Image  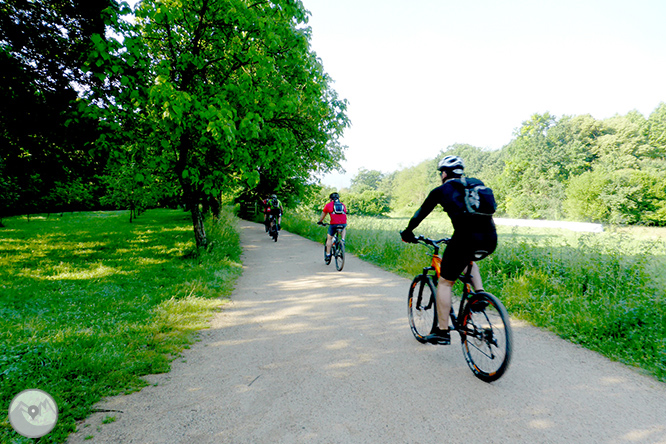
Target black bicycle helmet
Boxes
[329,192,340,201]
[437,155,464,176]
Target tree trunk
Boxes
[176,128,208,248]
[190,203,207,248]
[209,194,222,220]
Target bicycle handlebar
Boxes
[414,235,450,247]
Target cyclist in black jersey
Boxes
[401,155,497,345]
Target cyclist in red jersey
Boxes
[261,195,271,231]
[317,192,347,261]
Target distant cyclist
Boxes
[400,155,497,345]
[262,195,272,232]
[318,192,347,262]
[265,194,283,231]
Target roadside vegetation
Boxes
[3,0,666,440]
[284,211,666,382]
[0,208,242,443]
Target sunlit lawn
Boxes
[0,209,242,443]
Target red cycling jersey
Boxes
[323,201,347,225]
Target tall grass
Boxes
[1,209,242,443]
[284,212,666,381]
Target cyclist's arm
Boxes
[405,188,440,232]
[317,210,328,224]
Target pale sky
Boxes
[303,0,666,188]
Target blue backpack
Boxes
[333,200,345,214]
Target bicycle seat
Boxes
[473,250,490,260]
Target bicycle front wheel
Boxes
[408,275,437,343]
[459,292,512,382]
[334,241,345,271]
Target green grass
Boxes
[284,211,666,381]
[1,208,242,443]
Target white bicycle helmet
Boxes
[437,155,464,176]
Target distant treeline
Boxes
[331,107,666,226]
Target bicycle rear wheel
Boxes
[459,292,512,382]
[408,275,437,343]
[334,240,345,271]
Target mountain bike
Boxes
[267,214,278,242]
[318,222,345,271]
[407,235,512,382]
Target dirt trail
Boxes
[68,221,666,444]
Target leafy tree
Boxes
[0,158,19,226]
[345,190,391,217]
[86,0,349,247]
[0,0,119,215]
[100,159,170,222]
[563,169,611,222]
[389,159,439,213]
[350,168,385,193]
[545,114,602,178]
[495,113,566,219]
[645,102,666,159]
[593,112,647,169]
[48,178,97,213]
[346,168,391,216]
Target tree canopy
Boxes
[0,0,118,218]
[1,0,350,241]
[86,0,350,246]
[377,107,666,226]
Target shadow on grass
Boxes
[0,209,242,443]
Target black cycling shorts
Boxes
[440,231,497,282]
[328,224,346,236]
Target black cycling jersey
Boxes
[406,178,495,235]
[406,177,497,281]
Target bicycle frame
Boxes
[332,227,344,246]
[415,237,476,332]
[267,214,278,241]
[319,222,346,271]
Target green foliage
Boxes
[384,105,666,227]
[0,208,242,443]
[344,169,392,216]
[48,179,98,213]
[346,190,391,217]
[0,158,19,225]
[80,0,349,247]
[99,158,173,222]
[0,0,117,216]
[350,168,385,193]
[388,160,440,213]
[484,231,665,381]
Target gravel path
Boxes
[67,221,666,444]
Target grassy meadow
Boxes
[2,206,665,442]
[1,209,242,443]
[284,210,666,382]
